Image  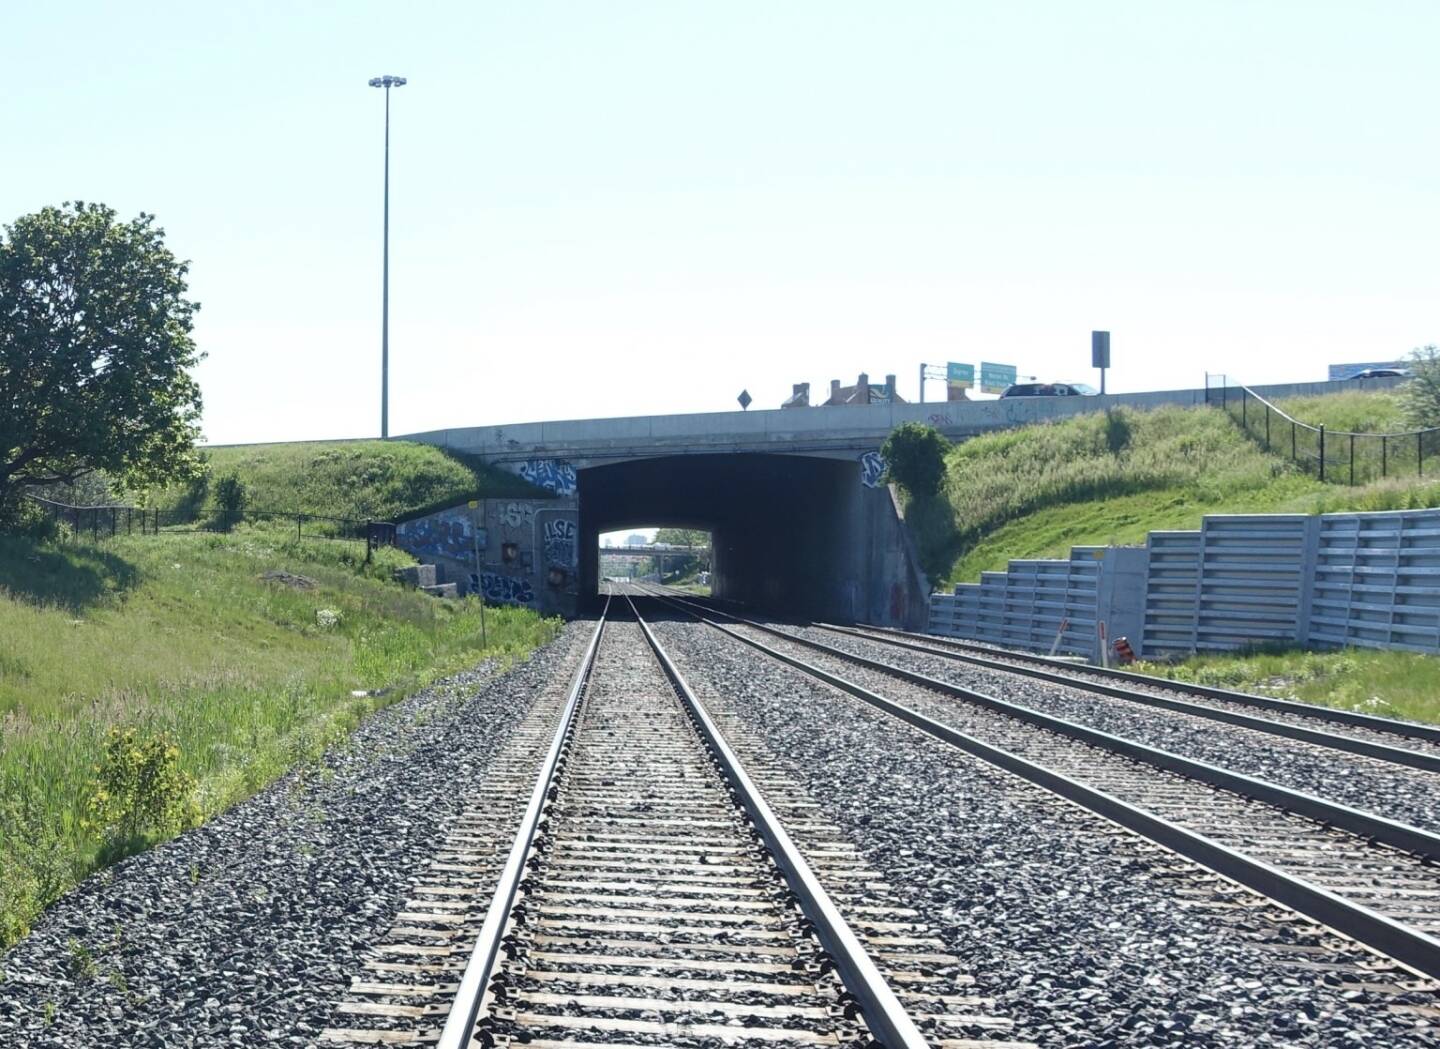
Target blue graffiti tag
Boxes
[859,451,887,488]
[517,459,577,496]
[473,572,535,607]
[543,518,578,568]
[397,509,473,560]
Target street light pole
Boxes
[369,74,407,438]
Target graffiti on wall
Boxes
[397,508,473,561]
[471,572,536,606]
[859,451,887,488]
[517,459,577,496]
[543,518,578,568]
[498,502,534,528]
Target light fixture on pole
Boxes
[368,74,407,438]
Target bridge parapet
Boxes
[399,376,1396,468]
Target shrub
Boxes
[1104,408,1132,455]
[213,474,247,532]
[85,728,197,843]
[882,423,949,497]
[0,799,71,944]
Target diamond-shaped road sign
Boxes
[737,389,752,410]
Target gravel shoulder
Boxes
[0,624,590,1049]
[651,613,1440,1048]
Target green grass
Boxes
[1130,647,1440,726]
[1271,389,1409,433]
[0,522,557,948]
[142,440,544,523]
[924,394,1440,586]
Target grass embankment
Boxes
[0,524,556,948]
[922,394,1440,587]
[146,440,543,522]
[1264,389,1409,433]
[1131,648,1440,727]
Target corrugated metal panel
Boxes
[1307,510,1440,652]
[927,553,1099,656]
[1194,515,1309,651]
[930,508,1440,658]
[1141,531,1202,657]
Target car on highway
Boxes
[1347,367,1410,379]
[999,381,1098,398]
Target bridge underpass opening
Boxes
[578,453,884,619]
[598,527,712,589]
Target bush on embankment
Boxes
[0,522,557,948]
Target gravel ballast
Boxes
[0,624,590,1049]
[651,613,1439,1048]
[778,622,1440,834]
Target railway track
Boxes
[830,622,1440,765]
[632,585,1440,985]
[323,595,1025,1048]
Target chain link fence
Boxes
[1205,379,1440,485]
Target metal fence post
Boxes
[1241,388,1247,431]
[1349,433,1355,486]
[1264,406,1270,451]
[1319,425,1326,482]
[1292,421,1297,464]
[1422,432,1426,478]
[297,514,303,539]
[1383,435,1388,478]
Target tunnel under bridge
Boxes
[576,452,922,620]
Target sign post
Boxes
[1092,331,1110,394]
[918,363,950,403]
[470,499,487,648]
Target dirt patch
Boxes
[261,570,317,590]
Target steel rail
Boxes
[436,600,609,1049]
[636,593,1440,981]
[804,623,1440,773]
[623,593,930,1049]
[853,622,1440,746]
[648,591,1440,864]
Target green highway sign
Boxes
[946,362,974,387]
[980,361,1017,394]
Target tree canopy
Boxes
[0,202,203,510]
[881,422,950,497]
[654,527,709,547]
[1401,345,1440,429]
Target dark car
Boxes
[1000,381,1098,398]
[1348,368,1409,380]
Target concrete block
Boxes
[393,564,437,588]
[421,583,459,599]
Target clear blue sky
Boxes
[5,2,1437,443]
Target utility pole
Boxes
[369,74,407,438]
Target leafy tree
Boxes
[1400,345,1440,428]
[0,203,203,515]
[654,527,709,547]
[881,422,950,497]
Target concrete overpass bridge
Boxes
[396,376,1386,625]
